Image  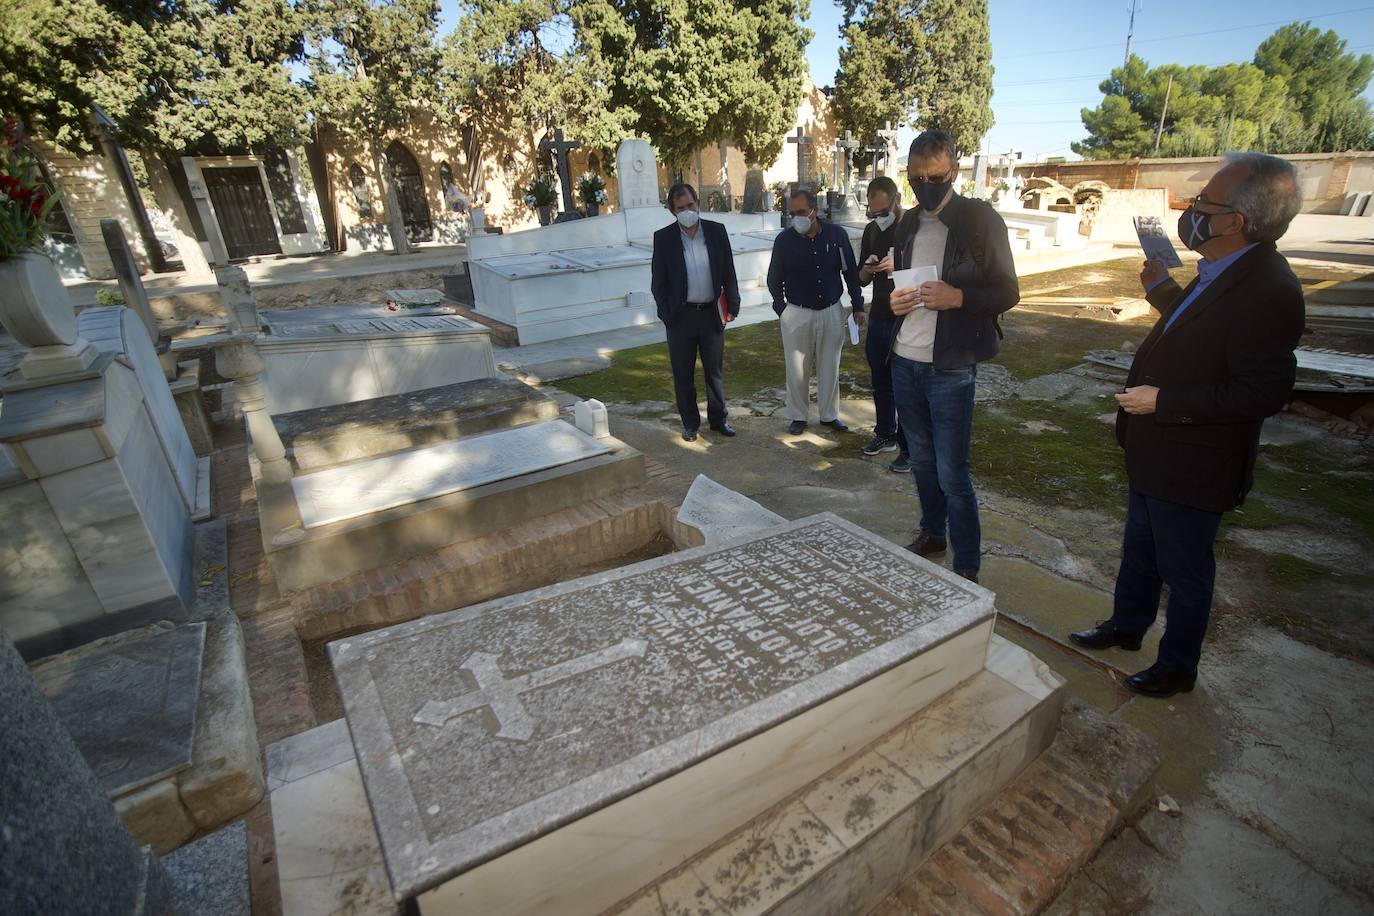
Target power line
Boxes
[997,6,1372,61]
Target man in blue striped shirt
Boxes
[766,188,865,436]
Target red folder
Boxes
[718,289,733,324]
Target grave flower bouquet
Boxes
[577,173,608,206]
[523,174,557,209]
[0,120,60,260]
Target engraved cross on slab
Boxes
[414,639,649,740]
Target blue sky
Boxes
[433,1,1374,162]
[804,0,1374,161]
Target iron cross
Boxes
[413,638,649,741]
[539,127,582,213]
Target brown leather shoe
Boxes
[905,532,947,557]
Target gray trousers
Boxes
[780,301,845,422]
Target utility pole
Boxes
[1124,0,1141,68]
[1154,73,1173,153]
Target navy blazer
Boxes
[1117,241,1304,513]
[650,218,741,330]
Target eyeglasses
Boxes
[787,208,812,218]
[1192,194,1239,214]
[909,170,954,184]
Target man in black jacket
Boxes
[1070,152,1305,698]
[650,183,742,441]
[857,176,910,473]
[887,131,1020,583]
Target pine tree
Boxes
[916,0,993,151]
[0,0,309,155]
[832,0,923,163]
[833,0,993,156]
[306,0,447,254]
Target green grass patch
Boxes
[971,399,1128,513]
[1260,552,1344,587]
[991,309,1150,381]
[1223,498,1302,531]
[558,321,875,404]
[1249,445,1374,543]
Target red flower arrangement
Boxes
[2,119,61,260]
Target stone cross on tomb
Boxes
[787,127,813,185]
[863,136,887,180]
[875,121,900,176]
[832,131,860,193]
[413,638,649,740]
[539,127,582,213]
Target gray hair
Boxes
[1222,152,1301,243]
[789,187,818,210]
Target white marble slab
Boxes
[676,474,786,546]
[257,310,496,415]
[559,247,652,269]
[291,419,613,528]
[269,725,399,916]
[332,514,995,905]
[79,307,199,513]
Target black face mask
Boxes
[913,176,953,211]
[1177,206,1222,251]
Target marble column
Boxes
[209,334,291,485]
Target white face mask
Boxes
[873,212,896,231]
[791,214,813,235]
[676,208,699,229]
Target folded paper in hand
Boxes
[890,266,939,307]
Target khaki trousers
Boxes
[780,301,845,423]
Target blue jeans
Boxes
[1110,488,1223,673]
[864,316,906,451]
[892,356,980,571]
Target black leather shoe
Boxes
[682,428,698,442]
[1068,620,1144,652]
[821,418,849,432]
[905,532,947,557]
[788,420,807,435]
[1124,663,1197,698]
[709,422,737,437]
[956,568,979,584]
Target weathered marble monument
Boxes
[266,496,1065,915]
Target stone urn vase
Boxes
[0,251,98,380]
[470,208,486,233]
[586,202,600,218]
[538,206,554,227]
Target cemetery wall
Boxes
[28,134,151,281]
[318,111,544,245]
[1019,150,1374,214]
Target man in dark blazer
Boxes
[650,183,742,441]
[1070,152,1305,698]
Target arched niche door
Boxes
[385,141,433,243]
